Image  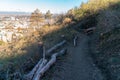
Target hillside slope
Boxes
[74,0,120,80]
[0,0,120,79]
[66,0,120,80]
[42,33,105,80]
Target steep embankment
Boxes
[71,0,120,80]
[89,2,120,80]
[90,27,120,80]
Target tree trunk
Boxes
[24,59,47,80]
[33,49,67,80]
[46,40,66,56]
[24,40,67,80]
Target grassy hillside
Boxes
[0,0,120,79]
[64,0,120,80]
[0,24,78,79]
[72,0,120,80]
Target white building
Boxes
[10,17,15,21]
[13,21,29,29]
[0,23,5,29]
[0,30,13,42]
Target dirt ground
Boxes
[42,34,105,80]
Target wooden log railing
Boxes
[46,40,66,56]
[33,49,66,80]
[24,40,67,80]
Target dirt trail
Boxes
[43,34,105,80]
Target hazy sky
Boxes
[0,0,88,13]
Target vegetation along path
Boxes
[43,33,105,80]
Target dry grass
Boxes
[86,0,120,79]
[1,0,120,79]
[0,23,78,79]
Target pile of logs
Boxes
[24,40,67,80]
[24,36,78,80]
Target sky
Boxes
[0,0,88,13]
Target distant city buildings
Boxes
[0,15,55,43]
[0,16,29,42]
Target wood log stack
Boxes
[24,40,67,80]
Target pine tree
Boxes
[45,10,52,19]
[30,9,44,31]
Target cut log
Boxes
[84,27,96,34]
[24,40,67,80]
[33,59,47,80]
[24,59,47,80]
[33,49,67,80]
[46,40,66,56]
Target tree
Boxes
[45,10,52,19]
[56,14,65,24]
[30,9,44,31]
[66,8,75,19]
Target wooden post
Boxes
[73,36,78,47]
[43,46,46,62]
[38,42,43,58]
